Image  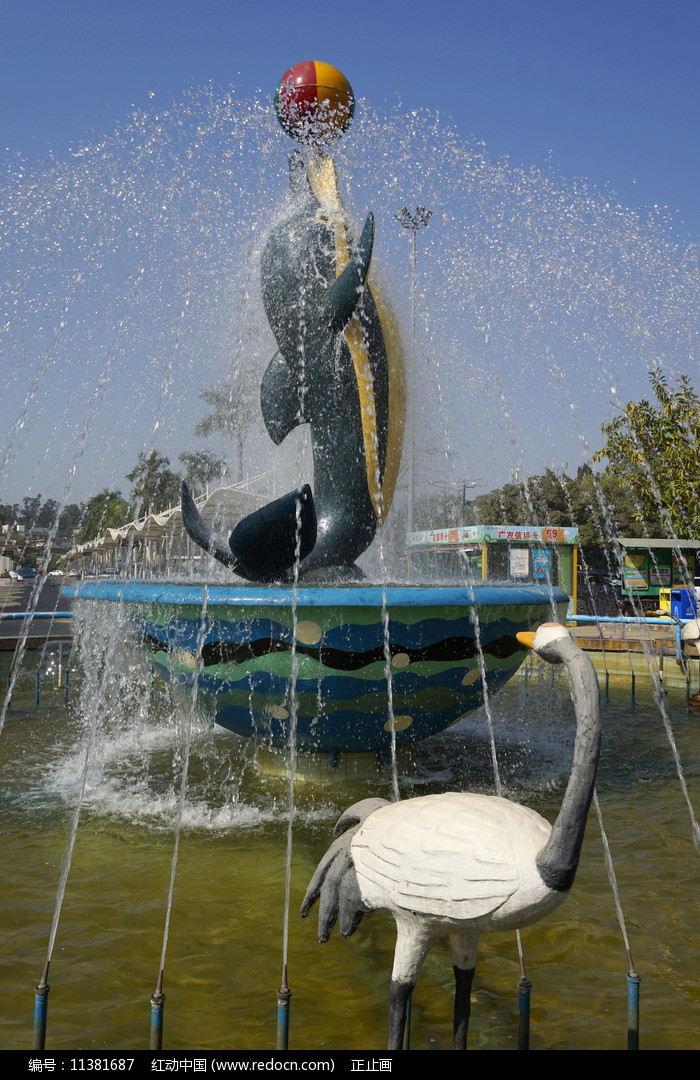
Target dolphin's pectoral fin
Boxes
[323,212,375,335]
[229,484,317,582]
[261,351,305,446]
[181,481,240,571]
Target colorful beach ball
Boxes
[274,61,355,144]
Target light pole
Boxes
[394,206,432,536]
[461,480,478,526]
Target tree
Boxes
[593,372,700,537]
[57,503,83,538]
[39,499,61,528]
[19,495,43,526]
[460,472,572,529]
[126,451,181,517]
[178,449,228,495]
[560,465,644,565]
[454,465,643,568]
[195,377,257,483]
[75,490,131,544]
[0,496,64,531]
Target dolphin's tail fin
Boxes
[229,483,317,581]
[181,481,317,582]
[181,481,240,570]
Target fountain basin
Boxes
[63,581,567,754]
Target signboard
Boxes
[487,526,579,544]
[532,548,552,580]
[491,527,543,542]
[406,525,579,547]
[509,548,530,577]
[623,552,648,590]
[672,550,696,584]
[650,565,671,586]
[406,527,483,546]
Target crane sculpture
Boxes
[301,622,602,1049]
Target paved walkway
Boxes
[571,620,679,650]
[0,578,73,650]
[570,620,699,693]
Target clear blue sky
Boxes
[2,0,699,508]
[4,0,699,232]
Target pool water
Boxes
[1,645,698,1052]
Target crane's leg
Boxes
[450,933,478,1050]
[388,980,413,1051]
[388,919,432,1051]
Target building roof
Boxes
[617,537,700,550]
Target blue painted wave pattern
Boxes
[137,604,543,753]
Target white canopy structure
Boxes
[67,477,269,578]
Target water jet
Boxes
[61,62,565,763]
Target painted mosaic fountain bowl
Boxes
[64,581,568,754]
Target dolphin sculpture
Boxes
[182,151,404,582]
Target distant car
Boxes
[48,569,64,577]
[8,569,22,580]
[18,567,35,579]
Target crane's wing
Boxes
[352,792,551,920]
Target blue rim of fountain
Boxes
[63,581,568,607]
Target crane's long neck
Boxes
[536,639,602,893]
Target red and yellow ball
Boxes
[274,61,354,144]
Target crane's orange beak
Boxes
[516,631,535,649]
